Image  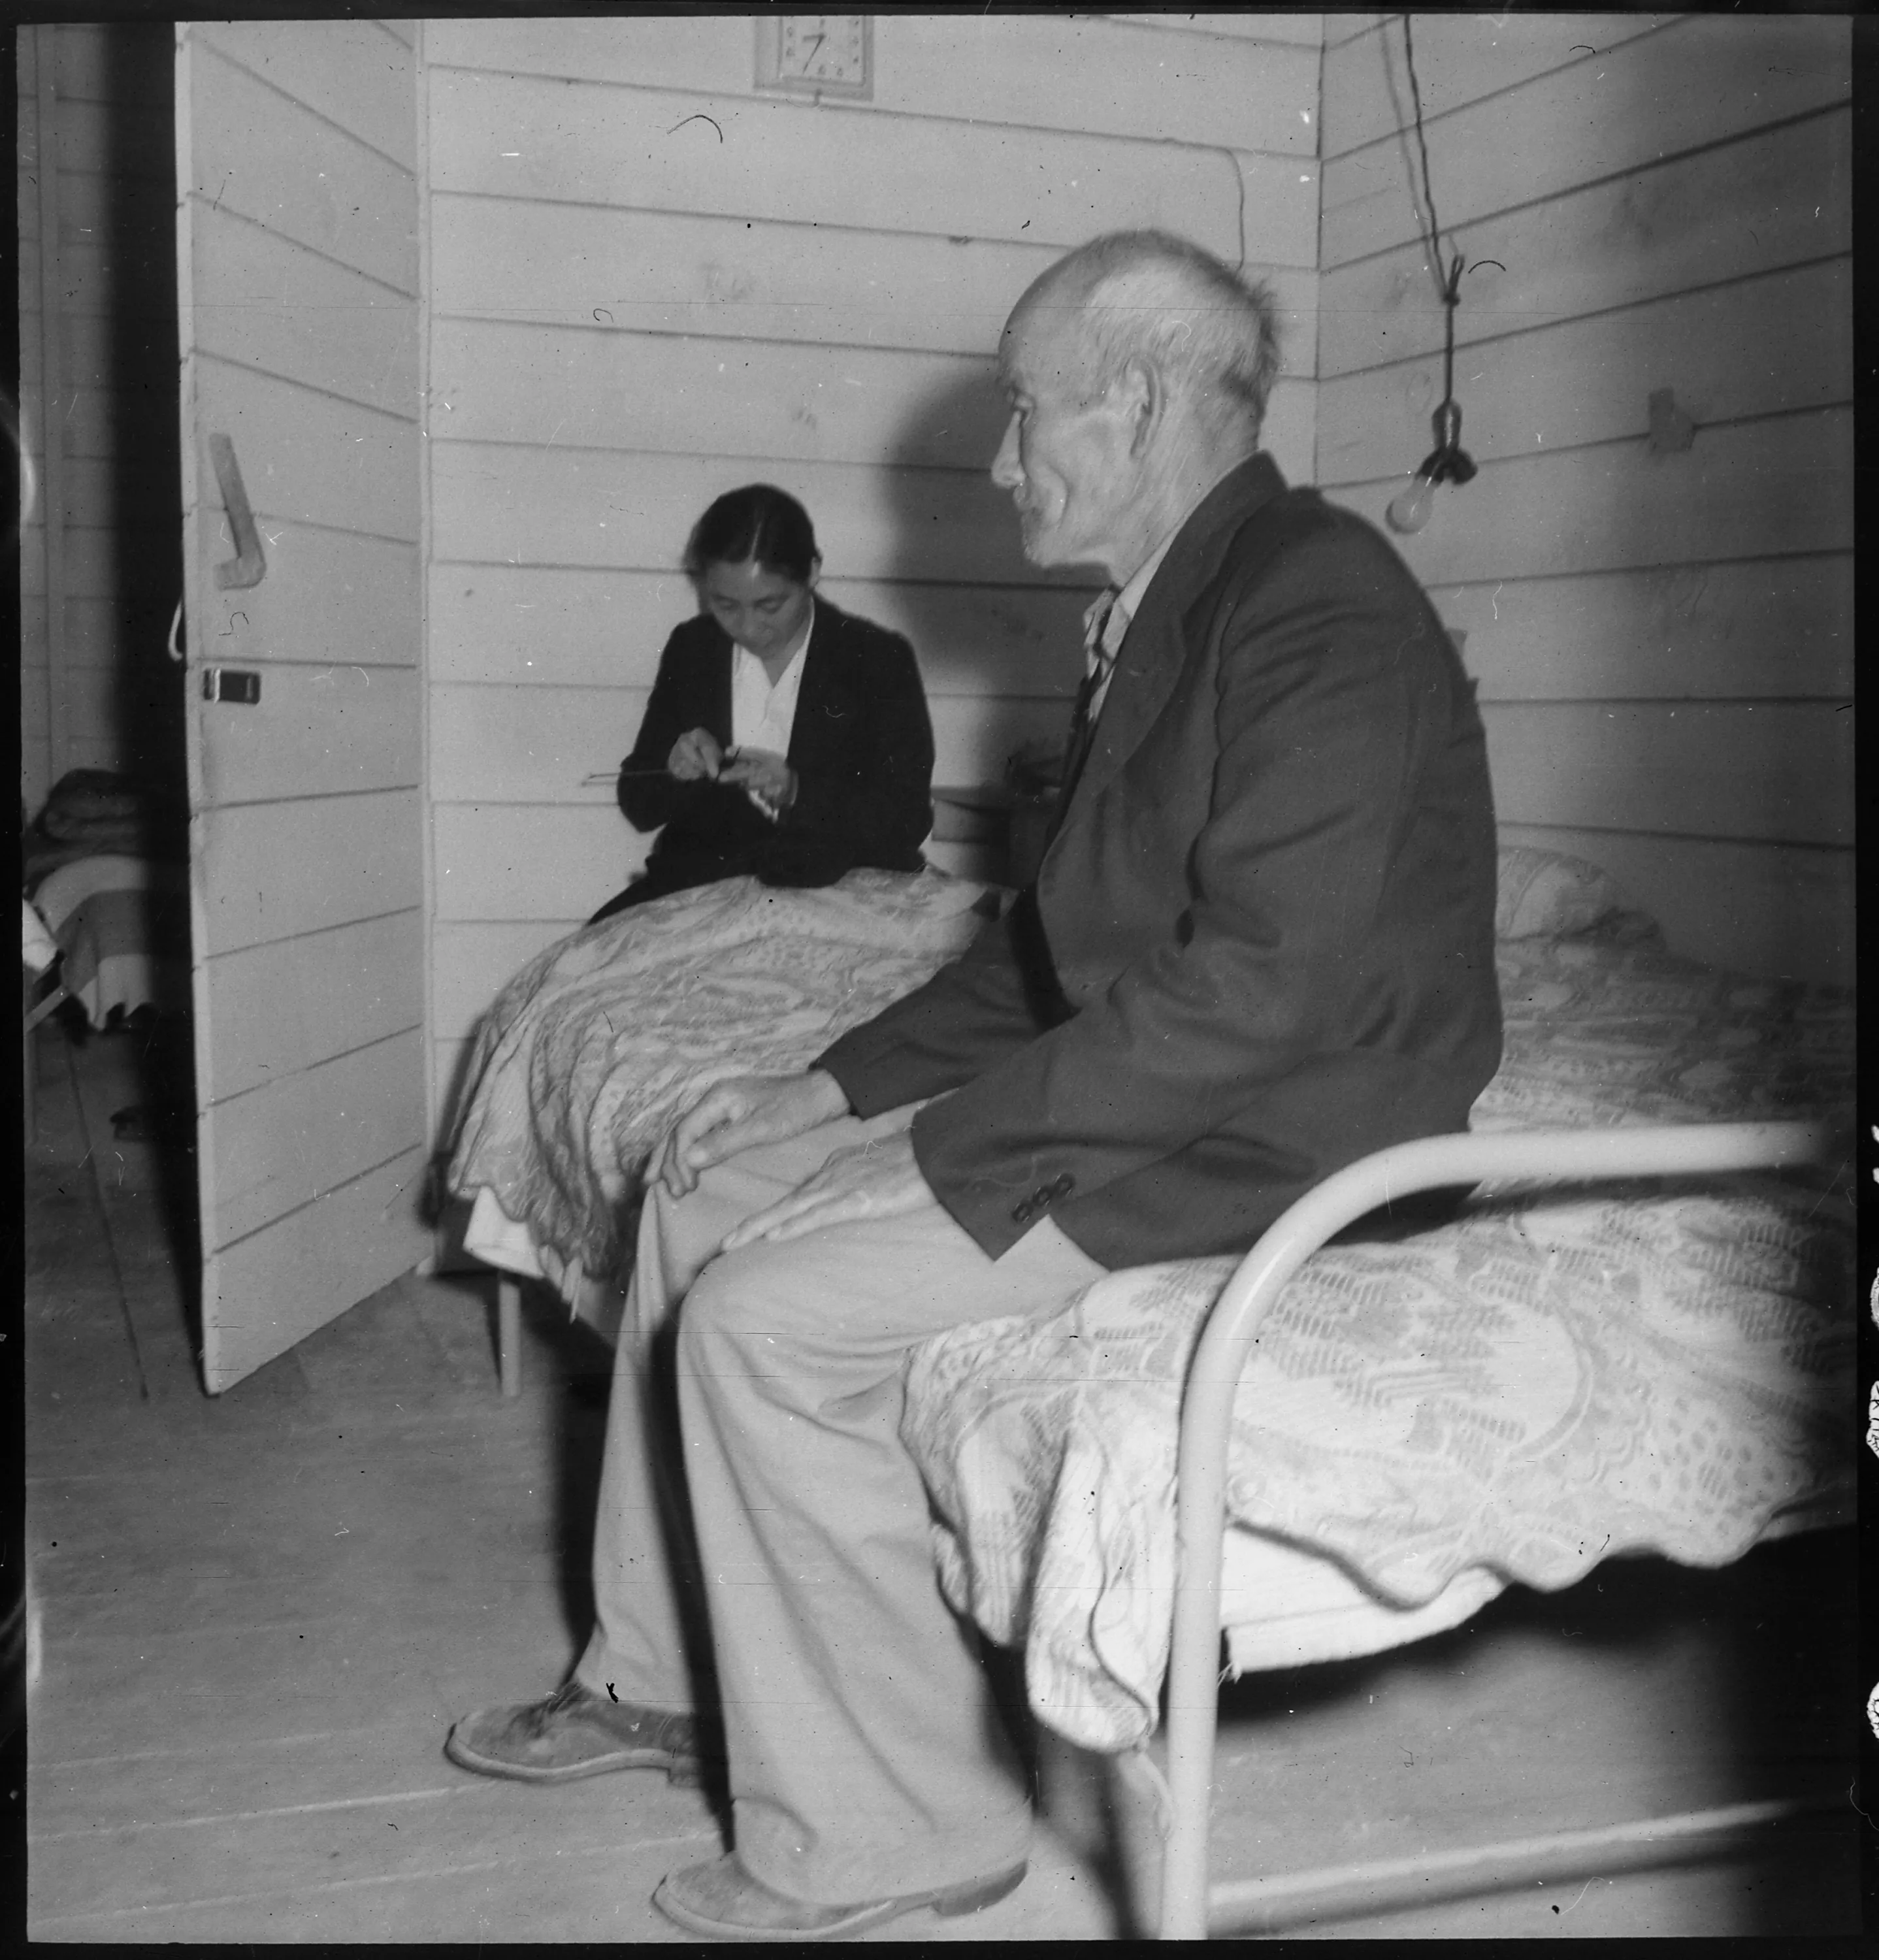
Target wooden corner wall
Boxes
[1316,13,1853,986]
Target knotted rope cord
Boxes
[1400,14,1467,422]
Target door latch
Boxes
[203,667,261,704]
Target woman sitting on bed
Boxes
[589,484,936,923]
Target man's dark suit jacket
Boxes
[817,455,1503,1269]
[598,598,935,915]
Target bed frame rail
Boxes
[1158,1118,1837,1939]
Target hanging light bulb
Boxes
[1386,473,1435,535]
[1386,20,1480,541]
[1386,399,1477,536]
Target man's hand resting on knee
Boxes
[719,1128,932,1249]
[654,1069,852,1199]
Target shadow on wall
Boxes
[878,358,1090,770]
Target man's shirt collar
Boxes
[1112,524,1181,634]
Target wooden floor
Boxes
[24,1022,1861,1942]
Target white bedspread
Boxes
[446,869,995,1301]
[900,928,1855,1750]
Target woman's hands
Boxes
[719,747,796,821]
[667,727,725,781]
[665,730,796,821]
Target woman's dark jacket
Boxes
[593,598,935,918]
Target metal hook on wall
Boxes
[208,432,267,589]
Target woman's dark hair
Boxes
[683,483,820,585]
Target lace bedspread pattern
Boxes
[900,929,1855,1751]
[444,870,994,1294]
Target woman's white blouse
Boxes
[729,600,814,755]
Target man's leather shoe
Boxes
[652,1851,1026,1941]
[445,1679,708,1786]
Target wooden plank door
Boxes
[175,20,429,1392]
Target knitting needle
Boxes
[583,748,745,786]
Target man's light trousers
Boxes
[572,1106,1105,1905]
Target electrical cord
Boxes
[1399,12,1467,418]
[1384,14,1477,526]
[1400,14,1456,308]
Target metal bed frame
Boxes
[1153,1117,1839,1939]
[480,1119,1842,1934]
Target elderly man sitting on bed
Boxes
[448,229,1503,1940]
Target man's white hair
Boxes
[1015,230,1283,438]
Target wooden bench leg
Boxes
[497,1275,522,1399]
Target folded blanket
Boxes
[25,772,187,886]
[41,768,149,828]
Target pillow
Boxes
[1494,845,1637,941]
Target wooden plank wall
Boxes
[1316,13,1854,986]
[422,12,1325,1129]
[17,22,183,813]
